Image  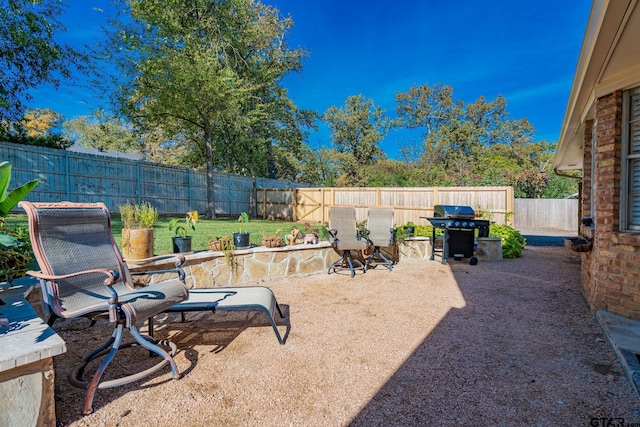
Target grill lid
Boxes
[433,205,475,219]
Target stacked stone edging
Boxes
[136,238,433,289]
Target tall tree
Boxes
[395,83,547,188]
[101,0,310,217]
[395,83,454,138]
[63,110,141,151]
[323,94,390,184]
[0,0,85,122]
[22,108,63,137]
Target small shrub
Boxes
[119,202,158,229]
[489,224,525,258]
[0,226,37,283]
[414,224,434,237]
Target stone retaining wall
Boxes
[137,238,434,289]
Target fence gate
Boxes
[295,188,325,223]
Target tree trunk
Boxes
[204,128,216,219]
[266,139,277,179]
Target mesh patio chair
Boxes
[19,201,189,415]
[366,207,396,271]
[327,206,369,277]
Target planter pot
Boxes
[262,236,282,248]
[172,236,192,253]
[403,225,415,238]
[209,237,232,251]
[233,232,250,249]
[564,236,593,252]
[122,228,154,260]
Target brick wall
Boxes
[581,119,596,307]
[583,90,640,319]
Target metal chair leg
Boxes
[69,322,181,415]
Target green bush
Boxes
[0,225,37,283]
[414,224,435,237]
[489,224,525,258]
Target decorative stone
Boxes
[244,257,269,281]
[129,239,432,289]
[475,237,503,261]
[298,256,325,274]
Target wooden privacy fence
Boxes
[2,141,304,215]
[255,186,515,226]
[513,198,578,231]
[5,142,575,230]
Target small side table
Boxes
[0,279,66,427]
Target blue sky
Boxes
[29,0,593,159]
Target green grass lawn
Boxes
[4,214,319,255]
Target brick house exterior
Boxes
[554,1,640,319]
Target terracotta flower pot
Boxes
[209,237,232,251]
[262,237,282,248]
[122,228,154,259]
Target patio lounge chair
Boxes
[327,206,369,277]
[20,201,288,414]
[19,201,189,415]
[151,287,286,345]
[366,207,396,271]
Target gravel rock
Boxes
[53,246,639,426]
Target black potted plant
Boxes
[233,212,250,249]
[403,221,416,238]
[168,211,198,253]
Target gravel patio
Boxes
[53,245,639,426]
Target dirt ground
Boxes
[53,246,639,426]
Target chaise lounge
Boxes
[19,201,286,415]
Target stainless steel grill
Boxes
[425,205,490,265]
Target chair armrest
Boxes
[123,254,185,267]
[126,254,186,285]
[26,268,120,286]
[27,269,121,321]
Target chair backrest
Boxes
[328,206,367,250]
[367,207,395,248]
[19,201,133,319]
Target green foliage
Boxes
[414,224,434,237]
[237,212,249,233]
[394,223,434,241]
[63,110,142,154]
[393,225,407,242]
[513,170,551,198]
[0,161,39,218]
[324,94,391,165]
[118,202,159,229]
[100,0,311,217]
[356,219,368,239]
[0,161,39,282]
[0,1,87,121]
[0,225,36,283]
[168,211,199,238]
[542,173,580,198]
[489,224,525,258]
[1,119,73,149]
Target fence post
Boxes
[252,176,257,218]
[136,162,141,205]
[64,151,70,201]
[188,169,192,209]
[506,186,514,226]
